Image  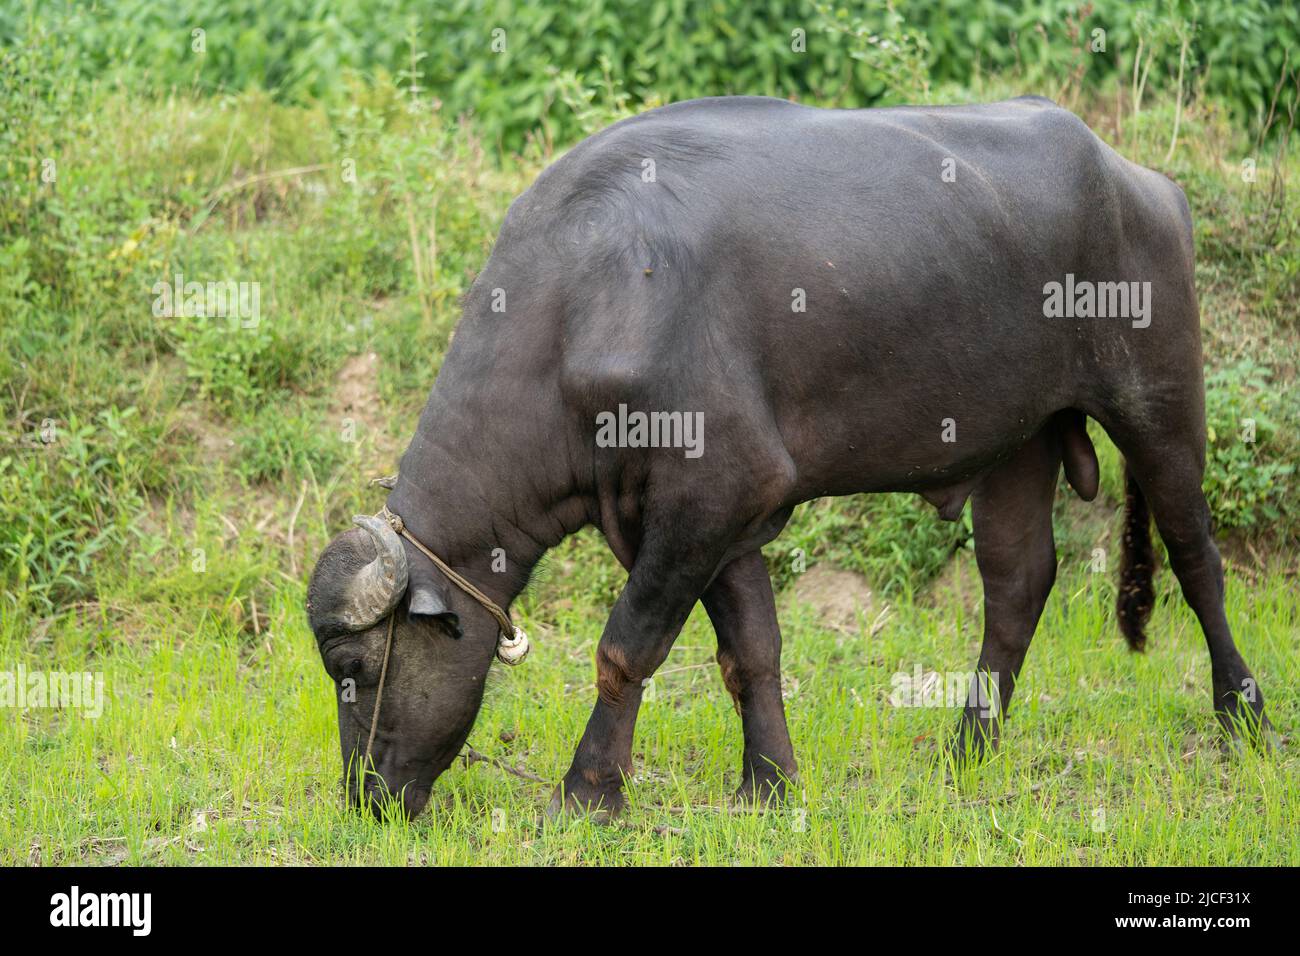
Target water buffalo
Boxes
[307,95,1272,820]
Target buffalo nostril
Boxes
[362,780,407,820]
[354,780,428,821]
[403,788,432,819]
[366,795,391,821]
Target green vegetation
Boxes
[1,1,1296,864]
[4,0,1295,148]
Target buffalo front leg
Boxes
[547,532,730,821]
[702,551,797,803]
[951,426,1061,765]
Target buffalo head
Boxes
[306,515,498,819]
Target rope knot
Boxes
[379,506,526,665]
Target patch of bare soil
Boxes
[172,402,237,470]
[138,400,233,542]
[331,350,399,464]
[1217,530,1300,583]
[196,421,237,466]
[784,564,877,632]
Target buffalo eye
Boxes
[325,647,366,682]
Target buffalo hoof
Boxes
[545,779,624,824]
[946,726,999,771]
[1217,703,1279,757]
[731,770,792,807]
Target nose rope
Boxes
[363,612,397,767]
[379,505,520,643]
[361,506,530,776]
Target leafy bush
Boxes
[773,494,972,596]
[1203,359,1300,532]
[0,409,168,611]
[234,397,356,485]
[4,1,1296,150]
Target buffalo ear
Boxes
[408,578,462,639]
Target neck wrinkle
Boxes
[386,427,586,612]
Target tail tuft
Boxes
[1117,465,1156,651]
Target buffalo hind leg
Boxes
[1121,446,1273,749]
[702,551,797,803]
[951,427,1060,765]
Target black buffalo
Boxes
[307,95,1272,820]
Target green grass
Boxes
[3,10,1299,865]
[4,534,1297,865]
